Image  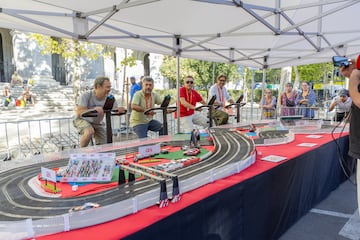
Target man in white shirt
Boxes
[328,89,352,122]
[208,74,234,125]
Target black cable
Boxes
[330,111,356,185]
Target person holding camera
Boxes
[328,89,352,122]
[339,56,360,215]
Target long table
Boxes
[39,133,354,240]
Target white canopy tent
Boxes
[0,0,360,69]
[1,0,359,128]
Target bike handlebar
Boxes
[144,106,177,115]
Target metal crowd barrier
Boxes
[0,114,130,162]
[276,106,334,120]
[0,105,333,163]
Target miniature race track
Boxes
[0,127,255,221]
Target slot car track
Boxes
[0,128,255,221]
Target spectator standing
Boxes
[129,76,141,107]
[73,76,125,147]
[280,82,298,116]
[208,74,234,125]
[176,75,208,133]
[295,82,316,118]
[328,89,352,122]
[11,71,23,88]
[260,88,277,119]
[130,76,164,138]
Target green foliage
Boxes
[120,56,137,67]
[242,62,333,89]
[29,33,111,60]
[292,62,333,83]
[250,68,281,83]
[159,56,241,88]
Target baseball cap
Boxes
[339,89,349,97]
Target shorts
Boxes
[73,118,106,145]
[211,109,229,125]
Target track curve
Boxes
[0,128,255,221]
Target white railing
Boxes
[0,105,334,162]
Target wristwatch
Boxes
[358,83,360,93]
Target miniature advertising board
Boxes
[60,152,116,183]
[41,167,56,182]
[138,144,160,156]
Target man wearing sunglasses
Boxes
[176,75,208,133]
[208,74,234,125]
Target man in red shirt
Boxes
[176,76,208,133]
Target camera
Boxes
[332,56,350,67]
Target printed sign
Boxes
[138,144,160,157]
[41,167,56,182]
[60,153,116,183]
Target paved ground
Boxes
[280,174,360,240]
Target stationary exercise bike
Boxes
[225,94,246,123]
[195,95,217,128]
[144,95,177,135]
[81,95,127,144]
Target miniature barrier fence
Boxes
[0,150,256,240]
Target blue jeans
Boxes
[133,120,164,138]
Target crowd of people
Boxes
[72,73,353,147]
[3,70,351,138]
[1,71,36,108]
[260,82,351,121]
[75,74,241,147]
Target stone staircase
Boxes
[0,80,76,121]
[0,78,77,161]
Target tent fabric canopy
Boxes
[1,0,360,68]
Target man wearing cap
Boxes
[328,89,352,122]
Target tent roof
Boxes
[1,0,359,68]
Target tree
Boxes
[29,33,113,104]
[159,56,189,88]
[159,56,241,88]
[292,62,333,84]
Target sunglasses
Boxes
[218,79,226,82]
[186,81,194,84]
